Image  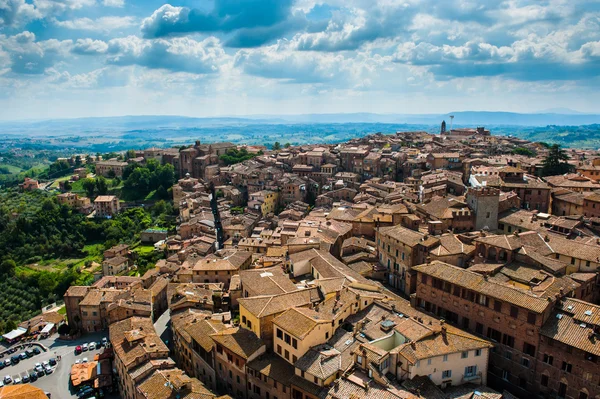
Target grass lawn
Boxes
[0,164,22,174]
[134,244,156,254]
[57,306,66,315]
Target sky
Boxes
[1,0,600,120]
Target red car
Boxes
[75,346,82,355]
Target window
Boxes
[442,370,452,379]
[464,366,477,378]
[541,374,549,387]
[475,323,484,335]
[510,306,519,318]
[502,370,510,381]
[527,312,537,325]
[502,334,515,348]
[380,358,390,370]
[461,351,468,359]
[284,350,289,360]
[443,354,448,362]
[558,382,567,399]
[571,257,576,265]
[236,376,240,383]
[276,345,281,355]
[427,359,432,365]
[284,334,291,345]
[242,316,247,324]
[521,357,530,367]
[292,355,297,363]
[504,351,512,360]
[523,342,536,357]
[475,349,482,357]
[561,361,572,373]
[301,371,305,378]
[543,354,553,365]
[292,338,297,349]
[579,390,589,399]
[247,320,252,329]
[494,301,502,312]
[357,355,363,365]
[276,329,283,339]
[421,274,427,284]
[314,377,318,384]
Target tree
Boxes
[82,178,96,198]
[125,149,137,160]
[513,147,535,157]
[541,144,572,176]
[63,180,72,191]
[95,176,108,195]
[0,259,16,275]
[272,142,281,151]
[107,170,116,179]
[5,320,16,332]
[284,143,291,148]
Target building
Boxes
[94,195,120,218]
[376,225,439,293]
[96,160,128,177]
[0,384,49,398]
[413,261,580,397]
[102,256,130,276]
[466,187,500,231]
[19,178,39,191]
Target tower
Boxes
[466,187,500,231]
[449,115,454,131]
[440,120,446,134]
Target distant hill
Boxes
[3,111,600,131]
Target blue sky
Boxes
[1,0,600,120]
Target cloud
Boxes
[106,36,226,74]
[0,0,40,27]
[141,1,305,47]
[0,31,71,74]
[71,38,108,55]
[102,0,124,7]
[54,16,136,32]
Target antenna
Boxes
[449,115,454,131]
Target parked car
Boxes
[32,347,41,355]
[44,366,53,375]
[82,343,88,352]
[82,357,88,363]
[18,353,27,360]
[75,359,81,364]
[3,359,10,367]
[13,377,21,384]
[0,381,3,387]
[88,342,96,350]
[77,386,94,398]
[3,375,12,384]
[34,363,43,373]
[28,372,37,382]
[0,363,4,370]
[22,374,30,383]
[10,355,19,364]
[75,345,82,355]
[25,349,34,358]
[101,337,108,347]
[49,358,57,366]
[36,369,45,378]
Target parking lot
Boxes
[0,332,118,398]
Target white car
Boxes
[88,342,96,350]
[3,376,10,384]
[82,358,88,363]
[75,359,81,364]
[0,380,4,387]
[41,361,49,368]
[13,377,21,384]
[82,343,88,351]
[34,363,43,373]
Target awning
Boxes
[40,323,55,334]
[2,327,27,340]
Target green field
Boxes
[0,164,22,174]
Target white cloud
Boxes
[54,16,136,32]
[71,38,109,55]
[0,31,72,74]
[102,0,124,7]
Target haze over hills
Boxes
[2,110,600,131]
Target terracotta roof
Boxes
[414,261,559,313]
[210,327,264,359]
[273,308,329,339]
[239,266,298,296]
[541,298,600,356]
[247,354,296,385]
[0,385,49,399]
[135,368,216,399]
[378,225,439,248]
[238,288,320,318]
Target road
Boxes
[1,332,117,398]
